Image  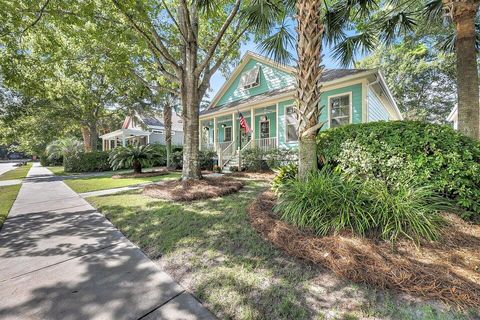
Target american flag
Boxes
[238,112,251,133]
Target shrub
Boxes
[274,166,450,243]
[199,150,216,170]
[64,151,110,173]
[271,163,297,193]
[40,153,63,166]
[150,144,167,167]
[317,121,480,220]
[109,145,158,173]
[45,138,83,164]
[264,148,297,169]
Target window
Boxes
[260,120,270,139]
[329,94,351,128]
[285,106,298,142]
[239,67,260,89]
[224,126,232,142]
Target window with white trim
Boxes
[285,106,298,142]
[330,94,351,128]
[224,126,232,142]
[239,67,260,89]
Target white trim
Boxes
[223,125,233,142]
[284,104,298,143]
[99,128,151,140]
[328,92,353,128]
[377,71,403,120]
[447,104,458,122]
[275,102,279,146]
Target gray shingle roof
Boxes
[200,68,372,116]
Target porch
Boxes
[99,128,151,151]
[200,105,282,169]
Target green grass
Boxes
[64,172,181,193]
[47,166,71,176]
[0,163,32,181]
[86,180,474,320]
[0,184,21,228]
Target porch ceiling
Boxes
[99,128,151,140]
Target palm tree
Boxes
[159,92,180,168]
[45,137,84,163]
[428,0,479,139]
[109,144,157,174]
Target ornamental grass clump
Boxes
[274,166,451,243]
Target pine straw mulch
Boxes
[143,176,244,201]
[248,190,480,311]
[112,169,170,179]
[225,171,276,181]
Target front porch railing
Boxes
[219,141,235,168]
[255,137,277,152]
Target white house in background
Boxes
[100,112,184,151]
[447,105,458,130]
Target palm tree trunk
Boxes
[296,0,324,179]
[445,0,480,139]
[164,104,172,168]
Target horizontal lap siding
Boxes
[367,88,390,121]
[216,59,295,107]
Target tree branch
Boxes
[21,0,50,34]
[196,0,242,76]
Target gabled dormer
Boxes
[209,51,296,109]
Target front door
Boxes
[260,120,270,139]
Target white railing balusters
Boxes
[255,137,277,152]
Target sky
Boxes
[208,39,343,99]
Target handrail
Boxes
[240,139,252,152]
[220,141,235,168]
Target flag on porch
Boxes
[238,112,251,133]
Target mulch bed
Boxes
[112,169,170,179]
[143,176,244,201]
[226,171,275,181]
[248,190,480,310]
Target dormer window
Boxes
[239,66,260,89]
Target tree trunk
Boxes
[81,127,92,152]
[133,160,142,173]
[89,123,98,151]
[296,0,324,179]
[164,104,172,168]
[181,80,202,180]
[446,0,480,139]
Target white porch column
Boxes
[114,138,118,148]
[232,113,237,151]
[121,133,126,147]
[276,102,279,147]
[213,117,218,152]
[250,108,255,147]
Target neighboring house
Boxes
[446,105,458,130]
[199,51,402,168]
[100,112,184,151]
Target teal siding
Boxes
[319,84,363,130]
[216,59,295,107]
[367,88,390,121]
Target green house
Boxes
[200,52,402,168]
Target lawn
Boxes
[64,172,181,193]
[0,163,32,181]
[0,184,21,228]
[87,179,471,320]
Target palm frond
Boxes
[258,23,295,65]
[332,32,377,66]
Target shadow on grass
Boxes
[88,181,477,319]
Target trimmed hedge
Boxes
[317,121,480,220]
[64,151,111,173]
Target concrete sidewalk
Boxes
[0,164,215,320]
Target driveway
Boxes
[0,163,215,320]
[0,162,16,176]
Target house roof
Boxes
[200,66,373,116]
[138,111,184,131]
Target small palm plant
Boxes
[109,144,157,174]
[45,138,84,162]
